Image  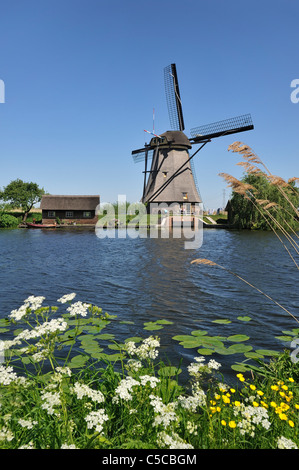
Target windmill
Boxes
[132,63,254,214]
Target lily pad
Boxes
[227,334,250,342]
[191,330,208,336]
[227,344,253,354]
[197,348,214,355]
[255,349,279,356]
[244,351,264,359]
[275,335,294,342]
[68,355,88,369]
[212,319,231,324]
[237,316,252,322]
[143,322,164,331]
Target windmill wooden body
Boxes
[132,64,254,214]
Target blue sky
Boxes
[0,0,298,210]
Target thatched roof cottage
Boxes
[40,195,100,225]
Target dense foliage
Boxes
[227,173,299,230]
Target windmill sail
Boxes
[190,114,253,143]
[164,64,185,131]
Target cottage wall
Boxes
[42,210,98,225]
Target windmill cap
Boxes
[150,130,192,149]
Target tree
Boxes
[0,179,45,223]
[227,173,299,231]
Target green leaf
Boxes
[191,330,208,336]
[227,344,253,354]
[124,337,143,343]
[237,316,252,322]
[0,327,9,333]
[255,349,279,356]
[143,322,163,331]
[227,334,250,342]
[231,364,250,372]
[275,335,293,342]
[244,351,264,359]
[197,348,214,355]
[68,355,88,368]
[96,333,115,341]
[156,319,173,325]
[212,319,231,324]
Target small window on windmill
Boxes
[182,192,188,200]
[162,171,168,178]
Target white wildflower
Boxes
[19,441,35,449]
[157,431,193,449]
[61,443,78,449]
[73,383,105,404]
[18,418,38,430]
[0,427,14,442]
[126,359,142,372]
[177,388,206,412]
[125,336,160,360]
[41,390,61,415]
[0,365,18,385]
[112,376,140,403]
[149,395,178,428]
[57,293,76,304]
[207,359,221,370]
[85,409,109,434]
[67,301,91,317]
[139,375,160,388]
[277,436,298,449]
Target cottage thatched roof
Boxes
[40,195,100,210]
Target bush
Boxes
[0,213,19,228]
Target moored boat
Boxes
[26,222,58,229]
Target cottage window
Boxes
[48,211,55,217]
[83,211,92,218]
[65,211,74,218]
[182,192,188,200]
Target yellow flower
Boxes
[279,391,286,398]
[252,401,259,407]
[250,385,256,391]
[234,401,241,407]
[288,420,295,427]
[215,394,221,400]
[257,390,264,396]
[216,406,221,412]
[281,385,288,391]
[270,401,277,408]
[279,413,287,421]
[230,388,236,393]
[222,395,230,404]
[229,421,237,428]
[288,377,294,383]
[271,385,279,391]
[237,374,245,382]
[210,400,217,406]
[221,420,226,426]
[261,401,268,408]
[295,404,299,410]
[280,402,290,412]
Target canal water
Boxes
[0,227,298,382]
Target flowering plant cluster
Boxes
[0,295,298,449]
